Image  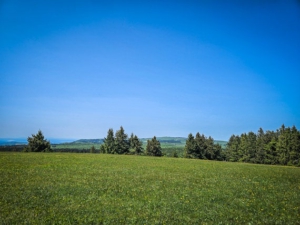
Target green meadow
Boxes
[0,152,299,224]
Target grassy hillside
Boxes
[0,152,299,224]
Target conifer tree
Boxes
[114,126,130,154]
[205,136,215,160]
[146,136,162,156]
[24,130,52,152]
[184,133,196,158]
[289,126,300,165]
[256,128,266,163]
[103,128,115,154]
[195,132,206,159]
[226,135,240,162]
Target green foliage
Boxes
[114,126,130,154]
[24,130,52,152]
[1,153,299,224]
[146,136,162,156]
[103,128,115,154]
[225,125,300,166]
[129,133,144,155]
[101,127,144,155]
[184,132,223,160]
[183,133,195,158]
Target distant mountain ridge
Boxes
[70,137,227,148]
[71,139,104,144]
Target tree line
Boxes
[99,126,162,156]
[23,124,300,166]
[225,125,300,166]
[183,133,223,160]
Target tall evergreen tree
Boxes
[103,128,115,154]
[213,143,223,160]
[184,133,196,158]
[226,135,240,162]
[129,133,144,155]
[205,136,215,160]
[146,136,162,157]
[277,124,290,165]
[238,133,248,162]
[195,132,206,159]
[245,131,257,163]
[262,130,278,164]
[115,126,130,154]
[24,130,52,152]
[256,128,266,163]
[289,126,300,165]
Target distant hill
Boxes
[70,139,104,144]
[67,137,227,148]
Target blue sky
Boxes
[0,0,299,140]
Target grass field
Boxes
[0,153,299,224]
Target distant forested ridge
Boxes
[225,125,300,166]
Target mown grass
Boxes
[0,152,299,224]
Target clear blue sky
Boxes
[0,0,299,140]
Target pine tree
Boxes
[289,126,300,165]
[226,135,240,162]
[103,128,115,154]
[277,125,290,165]
[256,128,266,163]
[264,130,278,164]
[115,126,129,154]
[184,133,196,158]
[238,133,248,162]
[246,131,257,163]
[146,136,162,157]
[129,133,143,155]
[213,143,223,160]
[195,132,206,159]
[205,136,215,160]
[24,130,52,152]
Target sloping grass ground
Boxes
[0,153,299,224]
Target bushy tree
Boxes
[146,136,162,156]
[24,130,52,152]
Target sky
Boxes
[0,0,299,140]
